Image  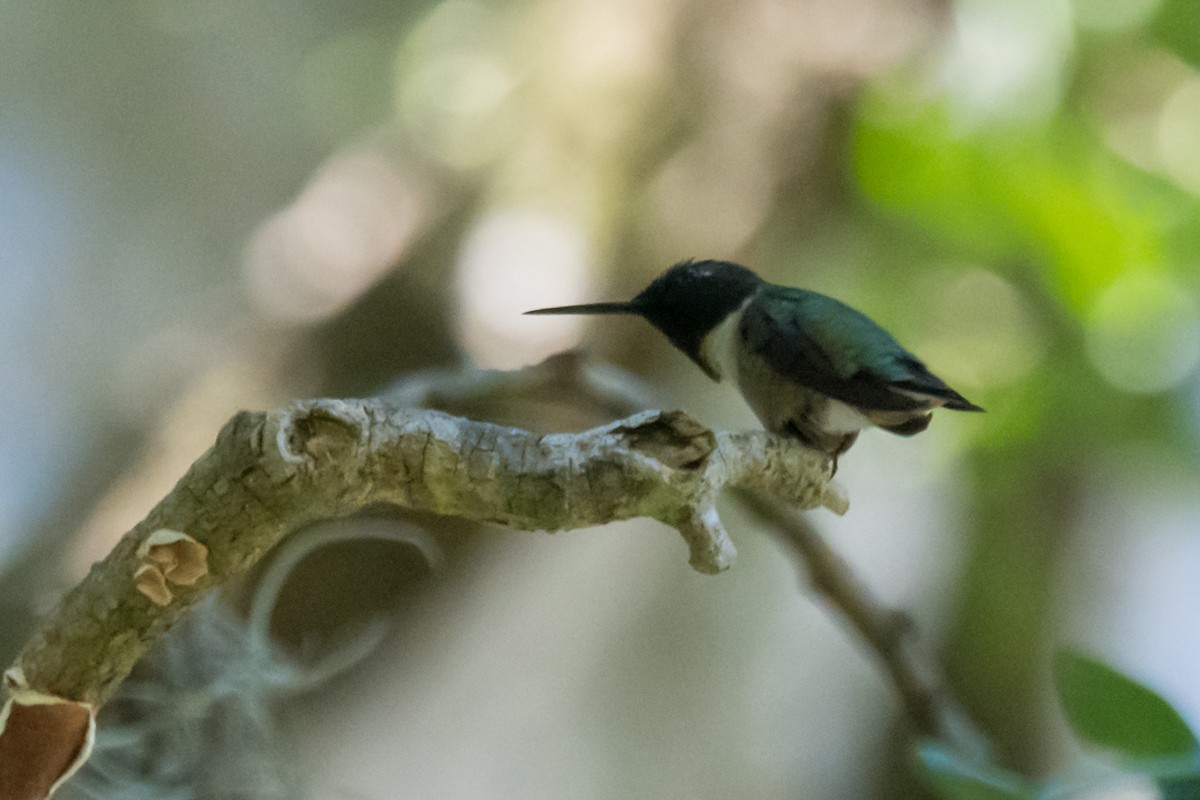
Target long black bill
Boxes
[524,301,641,316]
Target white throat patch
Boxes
[698,297,752,381]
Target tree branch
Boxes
[0,353,991,800]
[18,401,845,702]
[0,396,841,799]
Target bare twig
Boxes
[736,490,988,757]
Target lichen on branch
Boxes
[9,400,841,712]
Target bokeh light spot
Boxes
[1086,272,1200,394]
[1157,77,1200,196]
[245,151,423,323]
[456,209,591,369]
[1089,51,1189,175]
[1070,0,1160,32]
[940,0,1072,125]
[394,1,518,169]
[920,268,1043,388]
[398,53,517,168]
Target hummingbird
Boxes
[526,259,982,465]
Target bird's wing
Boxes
[739,287,979,412]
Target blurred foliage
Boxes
[1055,650,1197,760]
[845,3,1200,778]
[1151,0,1200,69]
[916,741,1031,800]
[921,652,1200,799]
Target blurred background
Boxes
[2,0,1199,797]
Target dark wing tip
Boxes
[891,358,984,412]
[912,379,983,412]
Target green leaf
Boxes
[851,91,1173,314]
[915,741,1032,800]
[1162,776,1200,800]
[1150,0,1200,71]
[1055,650,1199,759]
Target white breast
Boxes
[698,301,751,382]
[820,399,874,434]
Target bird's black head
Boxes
[630,259,762,366]
[524,259,762,373]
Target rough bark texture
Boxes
[10,401,840,708]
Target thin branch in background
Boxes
[736,489,989,759]
[398,354,991,755]
[384,349,660,423]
